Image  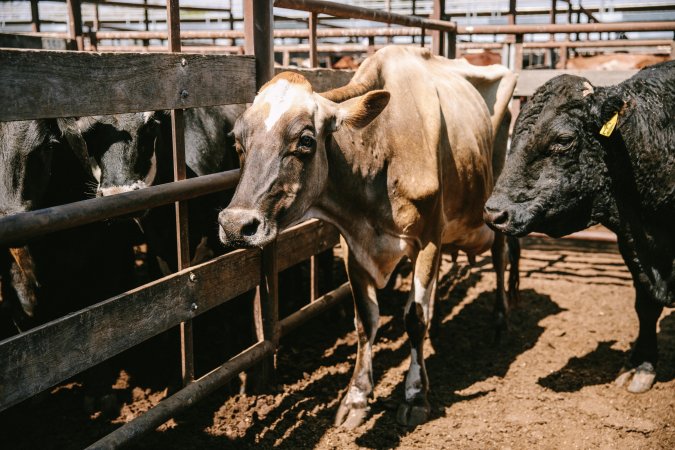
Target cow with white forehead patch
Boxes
[219,46,518,427]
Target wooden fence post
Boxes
[309,12,319,67]
[166,0,194,386]
[431,0,445,56]
[244,0,278,391]
[66,0,84,50]
[30,0,40,32]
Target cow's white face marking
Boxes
[253,79,316,131]
[143,111,155,124]
[582,81,594,97]
[98,153,156,196]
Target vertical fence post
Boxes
[30,0,40,32]
[143,0,151,47]
[66,0,84,50]
[309,12,319,67]
[166,0,194,386]
[431,0,445,56]
[447,30,456,59]
[244,0,278,391]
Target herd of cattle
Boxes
[0,45,672,428]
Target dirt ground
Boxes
[2,238,674,449]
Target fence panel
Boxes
[0,50,255,121]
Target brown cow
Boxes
[559,53,669,70]
[218,46,517,427]
[462,49,503,67]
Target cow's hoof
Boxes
[615,362,656,393]
[396,400,430,427]
[334,401,369,429]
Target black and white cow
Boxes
[78,106,245,275]
[0,119,136,335]
[484,61,674,393]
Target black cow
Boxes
[78,106,245,274]
[484,61,674,393]
[0,119,137,336]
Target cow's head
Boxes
[0,119,89,217]
[79,112,164,197]
[218,72,389,248]
[484,74,621,237]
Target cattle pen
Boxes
[0,1,674,448]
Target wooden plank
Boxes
[514,69,639,96]
[274,67,353,93]
[276,219,340,272]
[0,218,337,411]
[0,248,261,412]
[0,50,256,121]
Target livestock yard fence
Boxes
[1,0,673,447]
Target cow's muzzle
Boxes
[218,208,276,248]
[483,196,536,237]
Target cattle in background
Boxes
[0,119,136,336]
[218,46,518,427]
[558,53,670,70]
[462,49,503,67]
[332,55,361,70]
[75,105,245,274]
[485,61,674,393]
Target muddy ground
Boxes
[2,238,674,449]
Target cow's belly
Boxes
[441,220,494,257]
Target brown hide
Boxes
[559,53,670,70]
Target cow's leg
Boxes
[507,235,521,306]
[491,232,509,343]
[615,286,663,393]
[335,241,380,429]
[397,239,440,426]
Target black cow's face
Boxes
[0,120,63,216]
[485,75,608,238]
[83,112,163,197]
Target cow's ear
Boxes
[591,93,629,136]
[336,90,390,130]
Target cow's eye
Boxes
[298,135,315,149]
[552,134,575,152]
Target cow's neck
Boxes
[597,134,674,306]
[308,135,414,287]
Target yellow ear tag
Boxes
[599,113,618,137]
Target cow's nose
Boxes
[483,206,509,226]
[218,208,268,246]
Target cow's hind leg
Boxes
[397,240,440,427]
[615,286,663,393]
[491,232,509,343]
[335,240,380,429]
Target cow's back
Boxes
[332,46,505,246]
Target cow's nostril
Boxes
[490,210,509,225]
[484,207,509,226]
[240,217,261,237]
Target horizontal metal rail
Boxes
[273,0,456,32]
[86,281,350,448]
[86,340,275,450]
[279,282,351,336]
[0,169,240,247]
[458,21,675,35]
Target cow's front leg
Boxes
[491,231,509,342]
[615,285,663,393]
[335,241,380,429]
[397,239,440,426]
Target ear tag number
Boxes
[599,113,619,137]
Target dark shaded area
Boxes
[538,341,626,392]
